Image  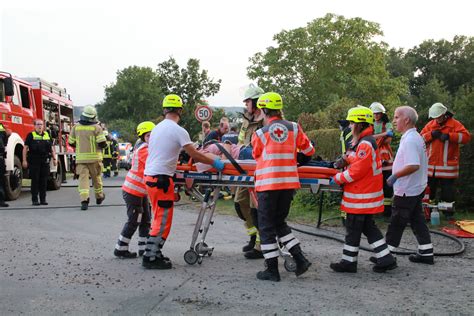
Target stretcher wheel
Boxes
[197,257,203,265]
[284,257,297,272]
[184,249,199,265]
[207,249,213,257]
[195,242,208,254]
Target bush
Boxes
[306,129,341,160]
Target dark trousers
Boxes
[111,159,118,173]
[29,162,50,202]
[343,213,393,265]
[386,193,433,255]
[382,170,394,216]
[428,177,455,202]
[117,191,151,251]
[0,158,6,202]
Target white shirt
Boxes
[393,127,428,196]
[144,119,193,176]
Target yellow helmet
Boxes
[136,121,155,137]
[257,92,283,110]
[346,106,374,124]
[163,94,183,108]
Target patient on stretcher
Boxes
[195,142,253,172]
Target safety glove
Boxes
[212,157,225,172]
[386,174,398,187]
[431,130,442,139]
[440,133,450,142]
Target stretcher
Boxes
[173,159,341,267]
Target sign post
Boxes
[195,105,213,145]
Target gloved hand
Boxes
[333,156,348,169]
[329,177,337,185]
[386,174,398,187]
[386,130,394,138]
[431,130,442,139]
[212,157,225,172]
[440,133,450,141]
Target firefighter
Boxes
[420,103,471,219]
[68,106,107,211]
[142,94,225,269]
[338,119,353,155]
[370,102,395,218]
[102,131,112,178]
[330,106,397,273]
[114,121,155,259]
[235,84,265,259]
[22,119,56,206]
[111,135,119,177]
[252,92,314,282]
[0,122,10,207]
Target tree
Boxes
[247,13,407,120]
[156,57,222,137]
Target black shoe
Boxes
[242,235,256,252]
[244,248,264,259]
[81,201,89,211]
[96,195,105,205]
[293,252,312,276]
[256,268,281,282]
[114,249,137,259]
[369,256,377,264]
[373,259,398,273]
[40,201,48,205]
[114,172,118,177]
[142,256,172,269]
[409,254,434,265]
[330,261,357,273]
[138,250,145,257]
[0,202,9,207]
[32,201,40,206]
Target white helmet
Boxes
[243,84,264,101]
[369,102,386,114]
[429,102,448,119]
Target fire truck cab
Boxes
[0,71,74,200]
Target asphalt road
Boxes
[0,174,473,315]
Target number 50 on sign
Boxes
[195,105,213,122]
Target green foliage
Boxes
[156,57,222,138]
[247,13,407,120]
[105,119,139,143]
[306,128,341,160]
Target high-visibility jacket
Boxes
[374,121,394,171]
[122,141,148,197]
[103,140,112,158]
[420,117,471,179]
[340,127,353,154]
[252,117,315,192]
[238,112,264,146]
[333,127,384,214]
[69,123,106,163]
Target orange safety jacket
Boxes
[122,142,148,197]
[333,126,384,214]
[252,117,315,192]
[375,122,394,172]
[420,117,471,179]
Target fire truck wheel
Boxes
[47,160,62,190]
[5,155,23,201]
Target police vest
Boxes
[28,131,52,161]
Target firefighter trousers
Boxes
[386,193,433,257]
[257,189,301,260]
[29,161,50,203]
[342,213,394,266]
[116,190,151,252]
[144,175,175,259]
[102,158,112,176]
[234,187,260,245]
[382,170,393,217]
[428,177,455,203]
[76,162,104,202]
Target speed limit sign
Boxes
[195,105,213,122]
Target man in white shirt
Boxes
[382,106,434,265]
[142,94,225,269]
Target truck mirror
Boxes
[4,76,14,96]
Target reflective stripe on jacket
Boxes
[238,112,264,146]
[420,117,471,179]
[69,123,106,163]
[122,142,148,197]
[374,122,394,171]
[252,118,315,192]
[334,127,384,214]
[103,140,112,158]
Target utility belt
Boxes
[146,174,172,193]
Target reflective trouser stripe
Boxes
[342,254,357,262]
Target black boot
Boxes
[81,199,89,211]
[0,201,9,207]
[409,254,434,265]
[96,194,105,205]
[242,235,256,252]
[256,257,280,282]
[292,252,312,276]
[114,249,137,259]
[142,254,172,269]
[244,248,264,259]
[330,260,357,273]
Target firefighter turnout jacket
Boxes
[122,141,148,197]
[333,127,384,214]
[239,112,264,146]
[420,117,471,179]
[374,122,394,171]
[252,118,315,192]
[69,123,107,163]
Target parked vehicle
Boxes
[118,142,132,170]
[0,71,75,200]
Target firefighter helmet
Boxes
[429,102,448,119]
[243,84,264,101]
[136,121,155,137]
[346,106,374,124]
[163,94,183,108]
[369,102,386,114]
[257,92,283,110]
[103,130,109,136]
[82,105,97,119]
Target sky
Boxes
[1,0,473,108]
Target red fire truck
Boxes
[0,71,75,200]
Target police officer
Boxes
[68,106,107,210]
[22,119,56,205]
[0,122,10,207]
